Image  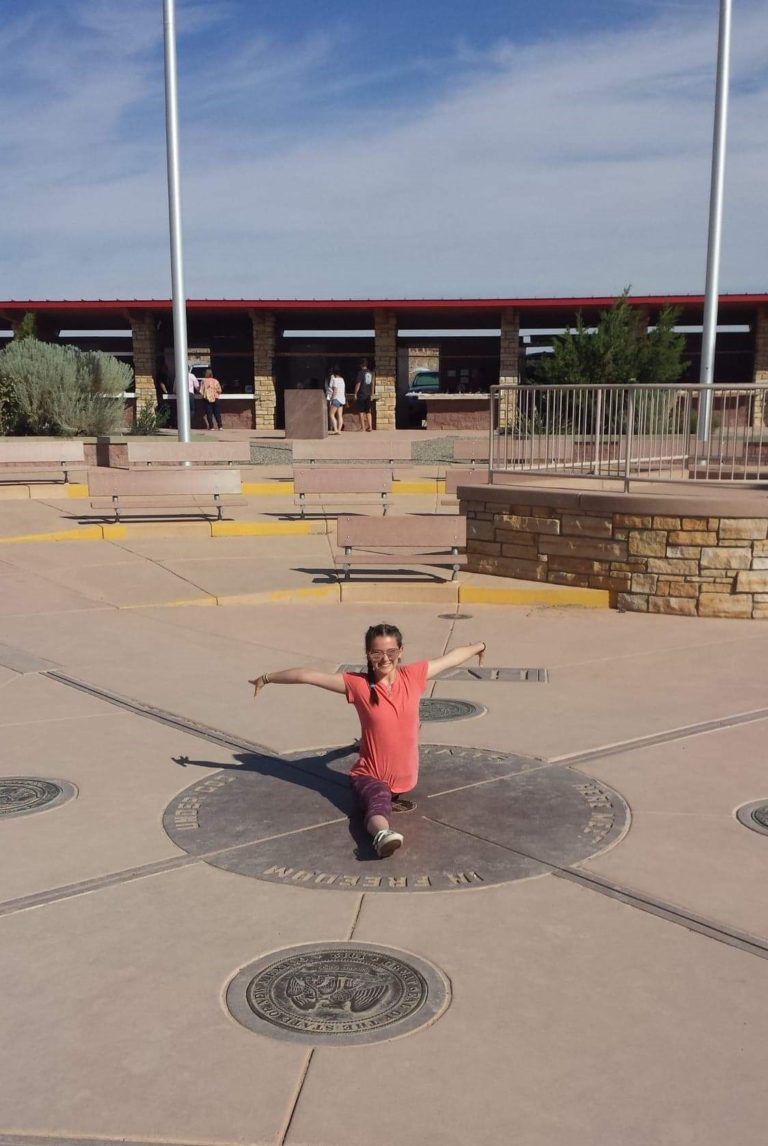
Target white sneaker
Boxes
[373,829,404,858]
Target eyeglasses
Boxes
[368,649,401,662]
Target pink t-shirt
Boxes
[343,660,429,793]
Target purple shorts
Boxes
[350,775,393,822]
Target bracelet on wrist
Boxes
[263,673,270,685]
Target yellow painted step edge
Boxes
[460,585,610,608]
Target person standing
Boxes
[249,623,486,858]
[354,359,375,432]
[186,368,200,427]
[328,366,346,434]
[200,369,223,430]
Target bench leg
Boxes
[344,546,352,581]
[112,495,120,523]
[299,493,305,519]
[382,494,388,517]
[215,493,223,521]
[451,546,459,581]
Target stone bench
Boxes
[336,514,467,580]
[452,438,489,465]
[126,441,251,466]
[0,440,86,483]
[292,438,413,464]
[293,466,392,518]
[442,468,489,505]
[86,467,244,522]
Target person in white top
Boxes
[186,370,200,424]
[327,368,346,434]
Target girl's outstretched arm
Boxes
[249,669,347,698]
[426,641,486,680]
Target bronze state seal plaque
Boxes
[0,777,77,818]
[226,942,450,1045]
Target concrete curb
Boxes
[121,582,610,610]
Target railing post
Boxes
[592,387,603,476]
[624,387,636,492]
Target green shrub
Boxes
[132,398,170,435]
[0,339,130,436]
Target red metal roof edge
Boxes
[1,294,766,311]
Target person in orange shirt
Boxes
[249,623,486,857]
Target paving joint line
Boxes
[0,816,350,920]
[422,815,768,962]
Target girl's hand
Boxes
[249,675,268,698]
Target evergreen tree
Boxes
[532,290,687,388]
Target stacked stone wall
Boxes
[374,309,397,431]
[129,312,157,425]
[251,310,276,430]
[461,486,768,618]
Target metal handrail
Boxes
[489,382,768,489]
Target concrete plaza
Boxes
[0,501,767,1145]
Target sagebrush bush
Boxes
[0,339,131,436]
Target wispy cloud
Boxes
[1,0,766,299]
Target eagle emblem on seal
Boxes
[285,973,388,1013]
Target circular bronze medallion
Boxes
[164,745,629,893]
[419,698,485,722]
[736,800,768,837]
[226,942,450,1045]
[0,777,76,819]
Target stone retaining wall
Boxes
[459,481,768,618]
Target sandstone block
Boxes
[547,571,591,588]
[589,574,632,591]
[652,516,682,530]
[681,517,709,530]
[700,547,752,570]
[751,558,768,569]
[668,531,717,546]
[468,520,495,541]
[754,541,768,556]
[628,530,667,557]
[494,528,537,547]
[499,514,560,534]
[657,580,699,598]
[718,518,768,541]
[648,596,697,616]
[561,515,614,539]
[707,519,720,530]
[631,573,657,593]
[699,579,737,592]
[614,514,652,528]
[735,571,768,592]
[751,604,768,619]
[492,557,548,580]
[613,529,628,540]
[665,545,702,560]
[617,592,649,612]
[698,593,753,618]
[646,558,699,575]
[538,536,627,561]
[547,556,609,575]
[501,543,547,560]
[470,540,502,557]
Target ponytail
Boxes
[367,663,380,706]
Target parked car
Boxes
[403,369,440,428]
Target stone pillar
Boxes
[752,305,768,429]
[251,311,276,430]
[499,309,520,385]
[129,311,158,424]
[374,309,397,430]
[498,309,520,427]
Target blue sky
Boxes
[1,0,766,300]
